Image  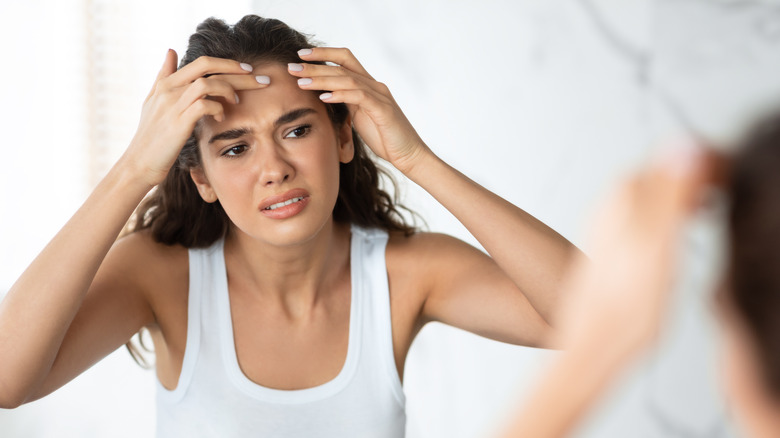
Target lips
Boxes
[259,189,310,211]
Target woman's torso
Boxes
[137,223,426,435]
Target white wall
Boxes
[2,0,780,437]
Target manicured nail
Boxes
[298,48,313,57]
[670,143,702,177]
[297,78,313,86]
[240,63,253,72]
[319,92,333,101]
[255,75,270,85]
[659,138,701,177]
[288,63,304,72]
[234,93,240,104]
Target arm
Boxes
[496,147,708,437]
[0,51,264,408]
[291,48,578,346]
[403,153,577,326]
[0,166,153,408]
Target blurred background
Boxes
[2,0,780,437]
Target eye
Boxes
[285,124,311,139]
[222,144,247,157]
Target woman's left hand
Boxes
[290,47,429,174]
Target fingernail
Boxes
[298,48,313,57]
[240,63,253,72]
[297,78,313,86]
[672,146,702,177]
[319,92,333,101]
[255,75,270,85]
[234,93,240,104]
[288,63,304,72]
[660,139,702,177]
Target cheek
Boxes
[297,139,343,178]
[203,160,257,202]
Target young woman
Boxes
[497,112,780,438]
[0,15,576,436]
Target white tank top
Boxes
[155,224,406,437]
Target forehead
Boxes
[199,62,326,140]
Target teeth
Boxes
[266,196,304,210]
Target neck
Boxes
[223,219,351,315]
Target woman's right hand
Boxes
[120,49,269,187]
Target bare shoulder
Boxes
[385,231,488,295]
[108,230,188,283]
[386,231,485,267]
[98,230,189,325]
[383,231,494,368]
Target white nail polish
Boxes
[288,63,304,72]
[234,93,240,104]
[298,78,313,86]
[657,138,701,177]
[240,63,253,72]
[256,75,270,85]
[319,92,333,101]
[298,48,313,57]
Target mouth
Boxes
[264,196,306,211]
[258,189,311,219]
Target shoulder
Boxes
[110,229,189,276]
[386,230,486,289]
[102,230,190,306]
[387,230,482,263]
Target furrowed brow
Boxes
[274,108,317,129]
[207,108,317,145]
[208,128,252,145]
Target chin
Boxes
[235,214,334,248]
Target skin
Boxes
[0,47,578,406]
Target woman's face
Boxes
[192,62,353,247]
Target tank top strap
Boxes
[157,239,224,403]
[350,224,405,406]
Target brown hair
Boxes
[125,15,418,365]
[726,109,780,398]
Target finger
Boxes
[157,49,178,81]
[630,146,704,237]
[166,56,254,88]
[318,88,391,113]
[177,77,241,110]
[180,98,226,125]
[296,47,373,79]
[210,73,272,91]
[655,144,706,217]
[146,49,178,101]
[296,74,386,95]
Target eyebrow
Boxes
[207,107,318,145]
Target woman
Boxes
[497,112,780,438]
[0,15,576,436]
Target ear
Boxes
[337,116,355,164]
[190,167,218,203]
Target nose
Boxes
[255,140,294,186]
